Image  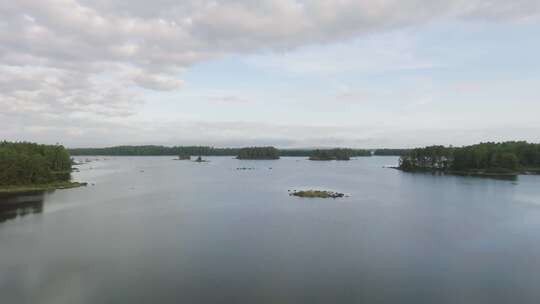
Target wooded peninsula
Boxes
[0,142,84,193]
[398,141,540,176]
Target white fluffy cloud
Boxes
[3,1,538,74]
[0,65,141,117]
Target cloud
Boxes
[131,73,184,91]
[245,32,445,75]
[3,1,538,74]
[0,65,141,117]
[1,0,539,145]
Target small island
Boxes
[289,190,346,198]
[398,141,540,177]
[309,148,361,161]
[236,147,280,160]
[0,141,85,193]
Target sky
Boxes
[0,0,539,148]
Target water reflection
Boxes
[1,157,540,303]
[0,192,44,223]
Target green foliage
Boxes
[279,149,316,157]
[309,148,365,160]
[349,149,372,157]
[237,147,280,159]
[309,149,335,160]
[399,158,416,172]
[0,141,72,186]
[374,149,411,156]
[334,149,351,160]
[494,152,519,171]
[399,141,540,173]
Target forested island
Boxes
[0,142,84,193]
[398,141,540,176]
[309,148,369,161]
[237,147,280,159]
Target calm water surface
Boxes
[1,156,540,303]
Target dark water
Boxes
[1,156,540,304]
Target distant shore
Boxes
[68,146,380,157]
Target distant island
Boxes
[0,141,84,193]
[69,145,239,156]
[68,145,376,158]
[237,147,280,160]
[65,142,540,178]
[309,148,369,161]
[398,141,540,176]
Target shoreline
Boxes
[0,182,87,194]
[391,167,540,178]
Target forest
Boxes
[246,148,371,157]
[0,142,73,186]
[399,141,540,174]
[374,149,410,156]
[236,147,280,159]
[308,148,366,161]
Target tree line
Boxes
[308,148,368,161]
[374,149,410,156]
[399,141,540,174]
[69,146,373,158]
[69,145,240,156]
[237,147,280,159]
[0,142,72,186]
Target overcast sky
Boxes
[1,0,539,148]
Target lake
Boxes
[1,156,540,303]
